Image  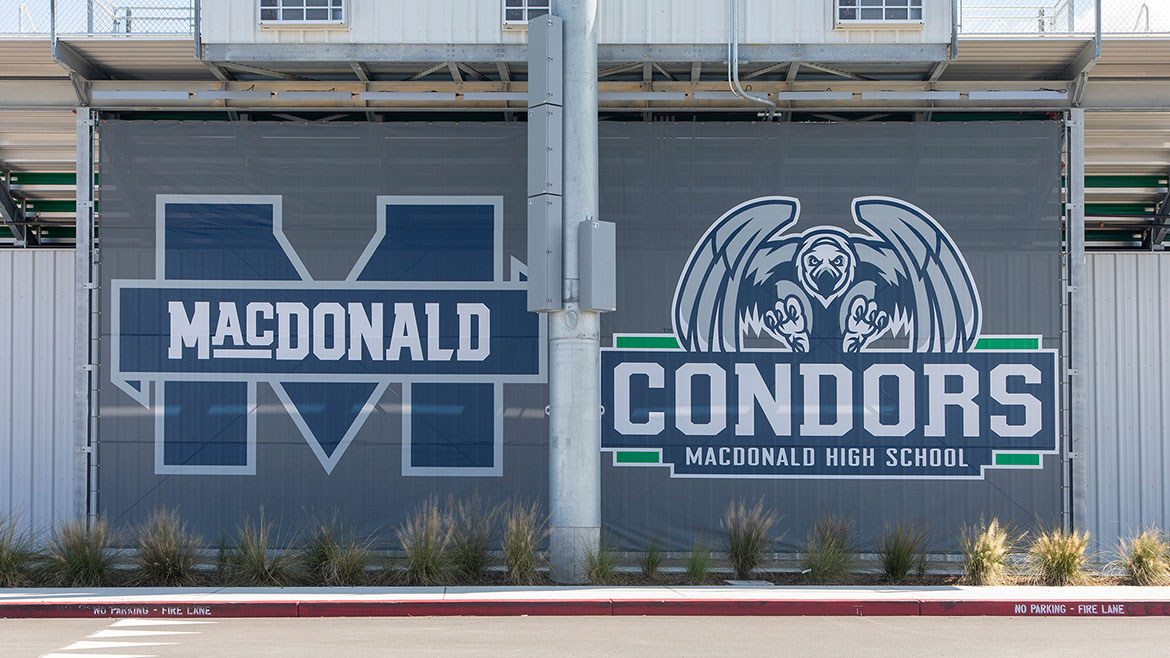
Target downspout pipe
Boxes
[728,0,777,117]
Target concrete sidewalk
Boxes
[2,585,1169,618]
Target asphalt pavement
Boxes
[5,615,1170,658]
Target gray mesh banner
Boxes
[98,119,1062,551]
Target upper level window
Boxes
[260,0,344,25]
[503,0,550,27]
[837,0,922,24]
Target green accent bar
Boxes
[26,200,91,214]
[973,337,1040,350]
[0,225,12,240]
[1084,203,1155,217]
[614,335,681,350]
[615,451,660,464]
[1084,175,1167,188]
[9,172,96,186]
[41,226,77,239]
[995,453,1040,467]
[1087,230,1146,242]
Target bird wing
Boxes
[851,197,981,352]
[672,197,800,352]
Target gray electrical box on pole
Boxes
[526,15,564,313]
[578,220,616,312]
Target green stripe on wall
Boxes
[615,451,660,464]
[995,453,1040,466]
[1084,203,1155,216]
[614,335,681,350]
[1084,175,1167,188]
[9,172,98,186]
[974,337,1040,350]
[617,335,1038,350]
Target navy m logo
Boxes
[111,195,544,476]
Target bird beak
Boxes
[811,263,840,297]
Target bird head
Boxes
[797,232,855,307]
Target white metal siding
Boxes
[200,0,950,46]
[0,249,76,538]
[1085,252,1170,552]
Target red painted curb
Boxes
[921,600,1170,617]
[0,601,298,619]
[613,599,921,616]
[3,598,1170,619]
[298,600,614,617]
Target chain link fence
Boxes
[56,0,194,36]
[959,0,1169,35]
[0,0,193,36]
[1,1,51,35]
[1103,0,1170,33]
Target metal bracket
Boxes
[1066,451,1081,460]
[83,282,98,290]
[1067,369,1080,376]
[1066,285,1078,292]
[79,446,93,454]
[81,364,96,372]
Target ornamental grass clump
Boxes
[395,498,450,585]
[502,499,547,585]
[446,494,498,583]
[877,519,928,582]
[1026,527,1091,586]
[299,516,374,587]
[960,518,1014,586]
[0,515,37,587]
[802,515,856,584]
[133,508,203,586]
[722,498,779,580]
[639,538,664,579]
[45,519,116,587]
[1115,529,1170,586]
[221,514,296,586]
[584,541,620,585]
[685,540,711,584]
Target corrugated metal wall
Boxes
[1085,252,1170,551]
[0,249,77,537]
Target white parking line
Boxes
[110,620,216,628]
[89,629,200,639]
[41,654,157,658]
[39,617,217,658]
[57,640,178,652]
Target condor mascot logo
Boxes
[673,197,980,355]
[602,197,1057,480]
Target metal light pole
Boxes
[547,0,600,584]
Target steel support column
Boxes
[548,0,600,584]
[74,108,97,524]
[1067,108,1088,532]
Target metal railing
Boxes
[0,0,195,36]
[959,0,1169,35]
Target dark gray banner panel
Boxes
[598,121,1063,552]
[99,120,1061,551]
